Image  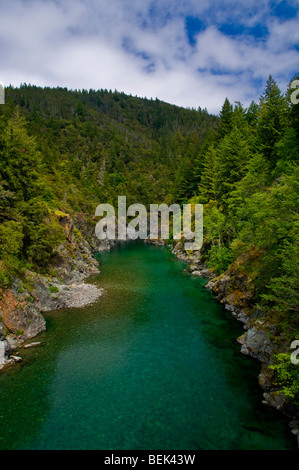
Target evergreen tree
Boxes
[246,100,259,127]
[218,98,233,137]
[217,126,252,208]
[192,127,219,189]
[172,155,194,203]
[198,144,220,203]
[0,111,41,202]
[257,75,288,167]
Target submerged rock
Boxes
[10,355,22,363]
[6,335,20,351]
[24,342,42,349]
[191,270,203,277]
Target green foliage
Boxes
[246,101,259,127]
[270,353,299,403]
[231,168,298,311]
[257,75,289,167]
[0,112,41,201]
[202,203,232,273]
[217,125,252,209]
[203,203,227,244]
[26,219,65,266]
[197,79,298,396]
[198,144,220,203]
[0,81,298,404]
[219,98,233,137]
[0,221,24,285]
[0,84,217,277]
[208,244,232,274]
[0,221,23,259]
[49,285,59,294]
[261,237,299,325]
[228,153,270,214]
[73,228,83,241]
[0,268,10,288]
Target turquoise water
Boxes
[0,242,295,449]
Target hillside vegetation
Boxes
[0,76,298,401]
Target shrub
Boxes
[0,269,10,288]
[208,244,232,274]
[49,285,59,294]
[269,353,299,404]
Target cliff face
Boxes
[0,287,46,340]
[0,212,105,369]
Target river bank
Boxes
[0,212,107,370]
[170,239,299,443]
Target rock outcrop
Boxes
[0,211,104,369]
[0,287,46,339]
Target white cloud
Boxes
[0,0,298,114]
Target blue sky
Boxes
[0,0,298,113]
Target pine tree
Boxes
[172,155,194,203]
[218,98,233,137]
[257,75,288,167]
[198,144,220,203]
[217,126,252,209]
[0,111,41,201]
[192,127,219,189]
[246,100,259,127]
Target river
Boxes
[0,242,295,449]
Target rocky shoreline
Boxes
[0,212,108,371]
[170,240,299,444]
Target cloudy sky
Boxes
[0,0,299,113]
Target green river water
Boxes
[0,242,295,450]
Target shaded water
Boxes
[0,242,295,449]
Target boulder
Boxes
[10,355,22,363]
[24,342,41,349]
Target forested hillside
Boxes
[192,76,298,331]
[0,76,298,403]
[0,84,217,280]
[186,75,299,404]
